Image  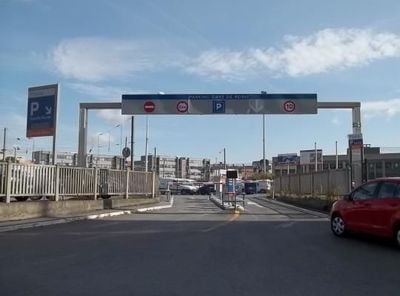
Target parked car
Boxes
[330,178,400,247]
[198,183,216,195]
[244,181,259,194]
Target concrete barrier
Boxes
[0,200,104,221]
[103,196,159,209]
[0,196,160,221]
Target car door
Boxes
[343,181,379,232]
[372,181,400,236]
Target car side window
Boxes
[352,182,378,200]
[377,182,399,199]
[393,183,400,199]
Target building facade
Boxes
[272,147,400,180]
[135,155,211,181]
[32,151,125,169]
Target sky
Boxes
[1,0,400,164]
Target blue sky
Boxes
[1,0,400,164]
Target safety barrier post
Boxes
[5,161,12,203]
[125,168,129,199]
[55,165,60,201]
[152,171,155,199]
[94,167,98,200]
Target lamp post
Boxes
[97,132,103,165]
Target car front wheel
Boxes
[331,215,346,237]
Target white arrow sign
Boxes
[248,100,264,113]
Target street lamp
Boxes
[97,132,103,165]
[13,146,20,163]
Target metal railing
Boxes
[274,169,351,198]
[0,162,155,203]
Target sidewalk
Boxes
[0,198,164,233]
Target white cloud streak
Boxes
[189,28,400,79]
[51,38,178,81]
[96,109,129,125]
[50,28,400,81]
[362,98,400,119]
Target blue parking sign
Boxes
[27,84,58,137]
[212,100,225,113]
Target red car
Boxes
[330,178,400,246]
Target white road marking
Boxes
[247,201,264,208]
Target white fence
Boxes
[0,162,155,203]
[274,169,351,198]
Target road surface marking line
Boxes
[247,201,264,208]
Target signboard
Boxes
[300,149,323,165]
[348,133,363,149]
[274,153,298,165]
[27,84,58,137]
[122,147,131,158]
[121,93,317,115]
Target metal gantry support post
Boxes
[78,102,122,168]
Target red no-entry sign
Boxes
[144,101,155,113]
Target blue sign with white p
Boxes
[212,100,225,113]
[26,84,58,138]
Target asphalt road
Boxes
[1,194,399,296]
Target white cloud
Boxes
[186,50,258,80]
[89,132,115,149]
[67,83,150,101]
[362,98,400,119]
[96,109,129,125]
[50,28,400,81]
[331,117,341,126]
[187,28,400,79]
[51,38,179,81]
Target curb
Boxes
[136,196,174,212]
[0,199,164,233]
[0,210,135,233]
[252,196,329,218]
[209,195,244,212]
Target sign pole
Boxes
[52,84,59,165]
[130,116,134,171]
[2,127,6,161]
[263,114,266,174]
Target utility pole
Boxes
[153,147,157,172]
[2,127,6,161]
[223,148,226,170]
[335,140,338,170]
[130,116,134,171]
[314,142,318,172]
[145,116,149,173]
[263,114,266,174]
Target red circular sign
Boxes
[176,101,188,113]
[144,101,155,113]
[283,100,296,113]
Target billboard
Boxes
[121,93,317,115]
[26,84,58,137]
[274,153,298,165]
[300,150,323,165]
